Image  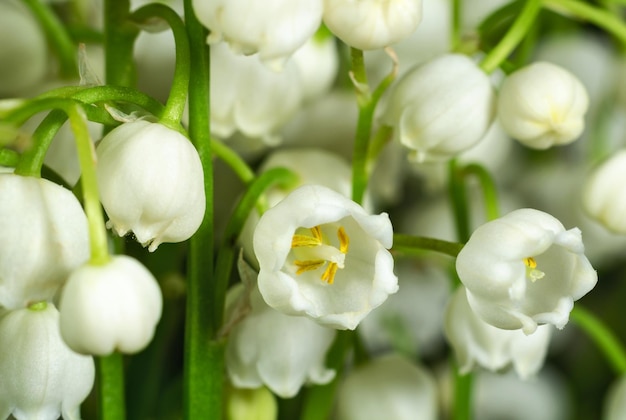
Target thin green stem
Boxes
[479,0,542,74]
[97,353,126,420]
[21,0,78,78]
[130,4,190,126]
[453,369,474,420]
[392,234,464,258]
[448,159,471,243]
[211,137,255,184]
[462,163,500,221]
[104,0,137,88]
[570,305,626,375]
[451,0,462,49]
[0,149,19,167]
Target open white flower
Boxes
[0,303,95,420]
[96,120,205,252]
[59,255,163,355]
[445,286,552,379]
[253,185,398,330]
[497,62,589,149]
[0,174,89,310]
[456,208,597,334]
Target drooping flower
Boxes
[0,303,95,420]
[59,255,163,355]
[582,150,626,234]
[445,286,552,379]
[253,184,398,330]
[379,53,496,162]
[191,0,323,70]
[96,119,205,252]
[0,174,89,310]
[335,354,438,420]
[455,208,597,334]
[497,61,589,149]
[323,0,423,50]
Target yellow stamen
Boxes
[290,225,350,284]
[523,257,545,282]
[294,259,326,275]
[321,263,339,284]
[523,257,537,269]
[338,226,349,253]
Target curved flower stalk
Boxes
[456,208,597,335]
[582,150,626,234]
[191,0,323,70]
[445,286,552,379]
[497,62,589,149]
[0,303,95,420]
[59,255,163,355]
[225,284,336,398]
[0,174,89,310]
[253,184,398,330]
[96,119,205,252]
[335,354,438,420]
[379,53,496,162]
[323,0,423,51]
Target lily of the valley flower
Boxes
[0,303,95,420]
[456,208,597,335]
[335,354,438,420]
[323,0,423,50]
[59,255,163,355]
[253,184,398,330]
[497,62,589,149]
[192,0,323,70]
[96,120,205,252]
[379,53,496,162]
[445,286,552,379]
[0,174,89,310]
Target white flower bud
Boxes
[0,303,95,420]
[253,184,398,330]
[456,209,597,335]
[191,0,323,70]
[582,150,626,234]
[96,120,205,252]
[0,174,89,310]
[323,0,423,50]
[291,36,339,102]
[59,255,163,355]
[445,287,552,379]
[379,54,496,162]
[336,354,438,420]
[497,62,589,149]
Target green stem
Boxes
[211,137,255,184]
[451,0,462,49]
[104,0,137,87]
[183,0,217,417]
[97,353,126,420]
[130,4,190,126]
[21,0,78,78]
[392,234,464,258]
[453,369,474,420]
[479,0,542,74]
[448,159,471,243]
[0,149,19,167]
[461,163,500,221]
[570,305,626,375]
[543,0,626,45]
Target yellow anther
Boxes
[321,263,339,284]
[294,259,326,275]
[523,257,545,282]
[523,257,537,269]
[337,226,349,253]
[290,225,351,284]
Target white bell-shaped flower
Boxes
[456,208,597,334]
[582,150,626,234]
[445,286,552,379]
[253,184,398,330]
[335,354,438,420]
[323,0,423,50]
[192,0,323,70]
[290,36,339,102]
[497,62,589,149]
[96,120,205,252]
[59,255,163,355]
[379,53,496,162]
[226,284,336,398]
[0,303,95,420]
[0,174,89,310]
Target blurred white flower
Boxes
[379,54,496,162]
[0,174,89,310]
[96,119,205,251]
[192,0,322,70]
[456,208,597,334]
[497,62,589,149]
[0,303,94,420]
[59,255,163,355]
[336,354,438,420]
[253,184,398,330]
[605,374,626,420]
[323,0,423,50]
[445,286,552,379]
[290,36,339,102]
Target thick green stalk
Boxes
[97,353,126,420]
[104,0,137,87]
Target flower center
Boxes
[523,257,545,282]
[291,225,350,284]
